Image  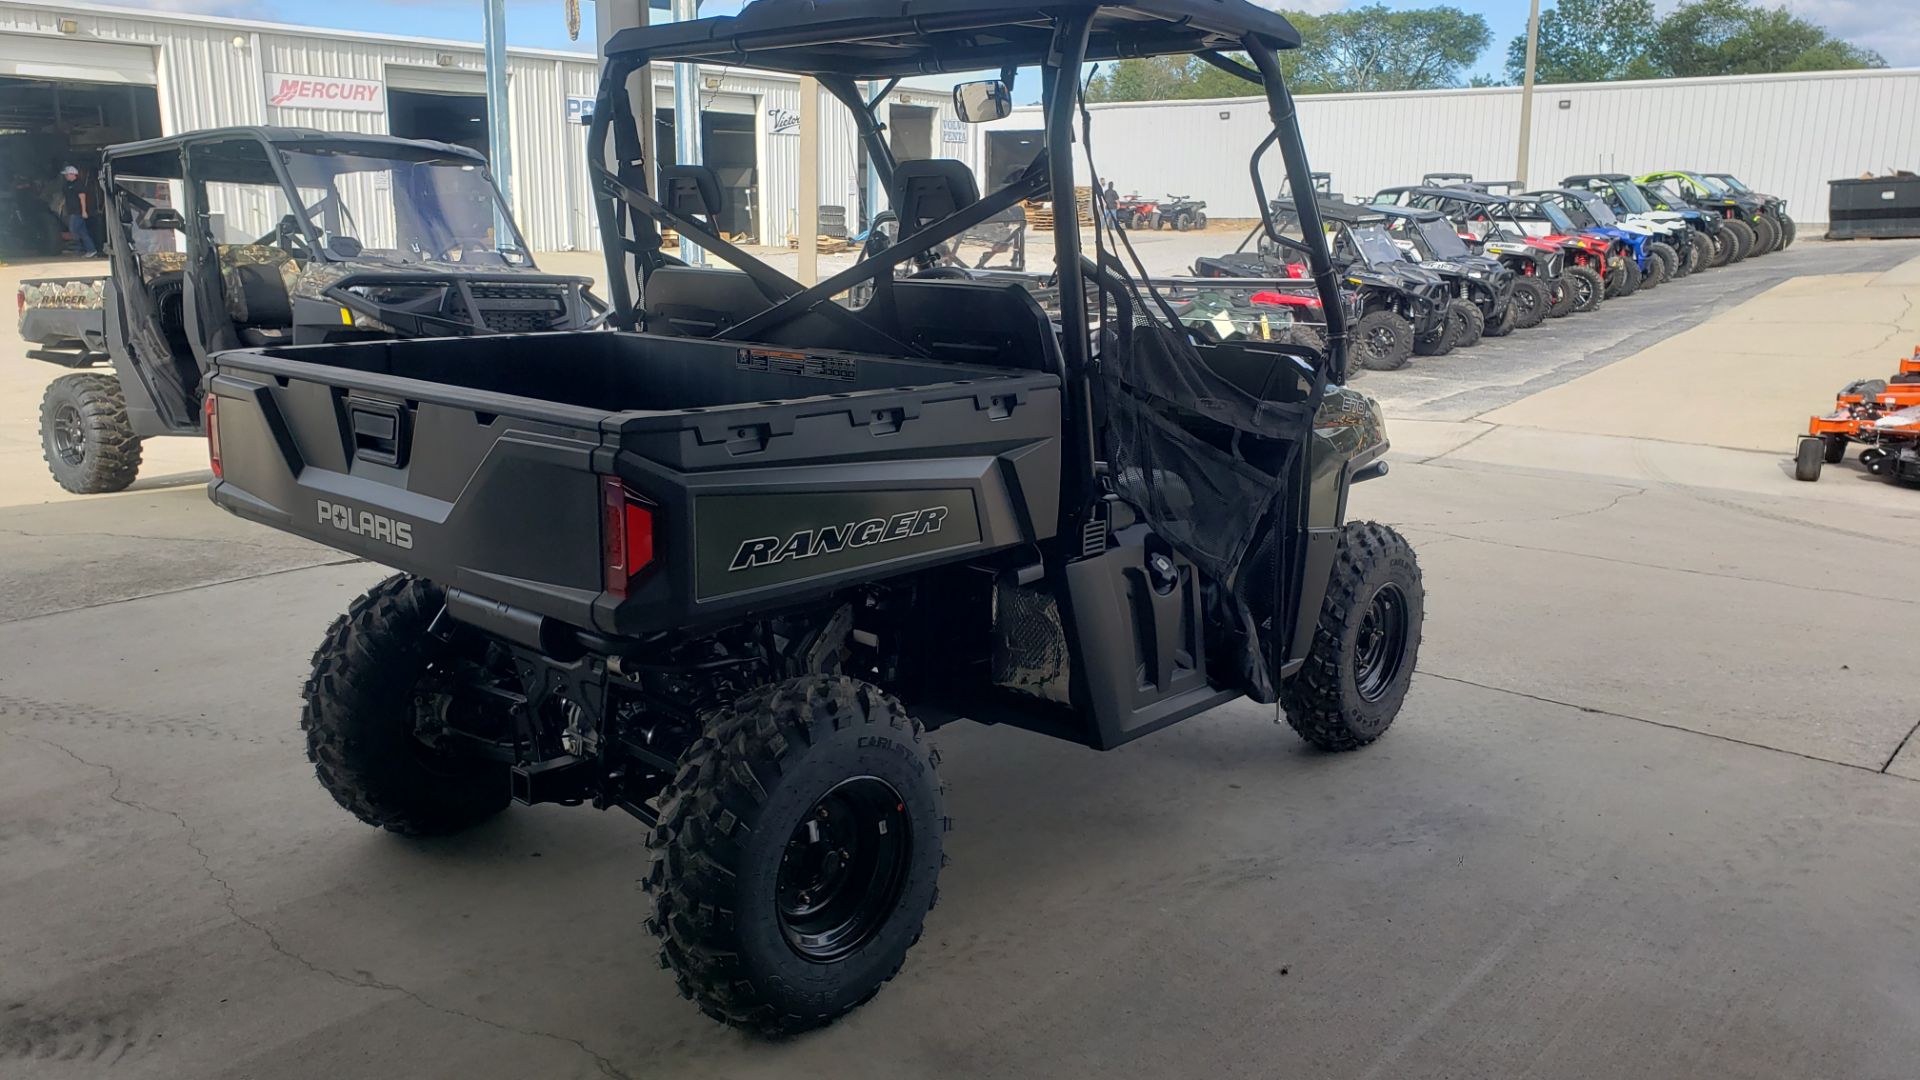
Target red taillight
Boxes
[203,393,222,479]
[1249,290,1322,308]
[601,476,655,598]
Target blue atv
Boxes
[1526,188,1659,298]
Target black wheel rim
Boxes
[1366,325,1396,354]
[1573,276,1594,306]
[1353,583,1410,703]
[51,403,86,465]
[777,776,912,962]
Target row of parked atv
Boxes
[1187,169,1794,372]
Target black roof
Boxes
[1379,185,1494,203]
[1371,204,1447,223]
[1272,197,1390,226]
[103,126,484,181]
[1563,173,1631,185]
[605,0,1302,78]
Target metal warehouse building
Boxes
[987,67,1920,223]
[0,0,976,251]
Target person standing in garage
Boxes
[61,165,99,259]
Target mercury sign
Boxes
[265,73,384,113]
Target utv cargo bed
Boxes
[207,330,1063,637]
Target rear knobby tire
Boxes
[1648,242,1679,283]
[1510,278,1550,329]
[645,675,945,1038]
[1750,214,1778,256]
[301,574,512,836]
[1685,237,1707,275]
[1450,299,1485,349]
[1482,296,1519,337]
[1566,265,1605,313]
[1708,229,1734,268]
[40,373,142,495]
[1722,218,1753,262]
[1545,277,1577,318]
[1353,309,1414,371]
[1779,213,1796,248]
[1282,522,1424,752]
[1794,438,1824,482]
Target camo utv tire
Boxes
[1282,522,1424,751]
[645,675,945,1038]
[302,574,512,836]
[40,373,142,494]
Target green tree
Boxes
[1085,5,1490,102]
[1505,0,1658,84]
[1648,0,1885,76]
[1294,5,1491,93]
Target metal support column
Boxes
[482,0,513,209]
[670,0,703,264]
[1516,0,1541,188]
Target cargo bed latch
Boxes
[346,397,408,468]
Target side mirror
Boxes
[952,80,1011,123]
[137,207,186,231]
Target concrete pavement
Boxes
[6,241,1920,1079]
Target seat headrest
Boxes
[892,159,980,235]
[658,164,724,225]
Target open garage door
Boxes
[0,34,160,256]
[387,67,489,157]
[655,93,760,242]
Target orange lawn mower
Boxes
[1795,345,1920,482]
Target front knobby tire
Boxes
[1722,218,1754,262]
[302,574,512,836]
[645,675,945,1038]
[40,373,142,494]
[1544,277,1577,319]
[1353,310,1415,371]
[1282,522,1425,751]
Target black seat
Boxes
[658,164,725,232]
[889,279,1060,373]
[892,159,980,235]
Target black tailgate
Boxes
[207,354,614,630]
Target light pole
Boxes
[1516,0,1541,187]
[670,0,703,264]
[482,0,512,209]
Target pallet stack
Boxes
[789,234,853,254]
[1023,186,1094,230]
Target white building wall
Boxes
[990,67,1920,222]
[2,0,981,253]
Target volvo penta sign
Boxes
[265,73,385,113]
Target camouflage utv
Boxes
[19,127,603,493]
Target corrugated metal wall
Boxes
[987,68,1920,222]
[1,0,978,252]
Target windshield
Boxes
[1694,173,1731,194]
[1342,223,1407,266]
[1609,182,1653,214]
[1644,181,1688,207]
[1573,193,1618,225]
[280,148,530,266]
[1412,215,1469,257]
[1715,175,1751,193]
[1517,198,1579,233]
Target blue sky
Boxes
[106,0,1920,76]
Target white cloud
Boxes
[1777,0,1920,66]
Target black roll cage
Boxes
[586,0,1347,540]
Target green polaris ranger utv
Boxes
[202,0,1424,1036]
[19,127,603,494]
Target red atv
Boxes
[1114,193,1161,230]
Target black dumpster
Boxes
[1828,175,1920,239]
